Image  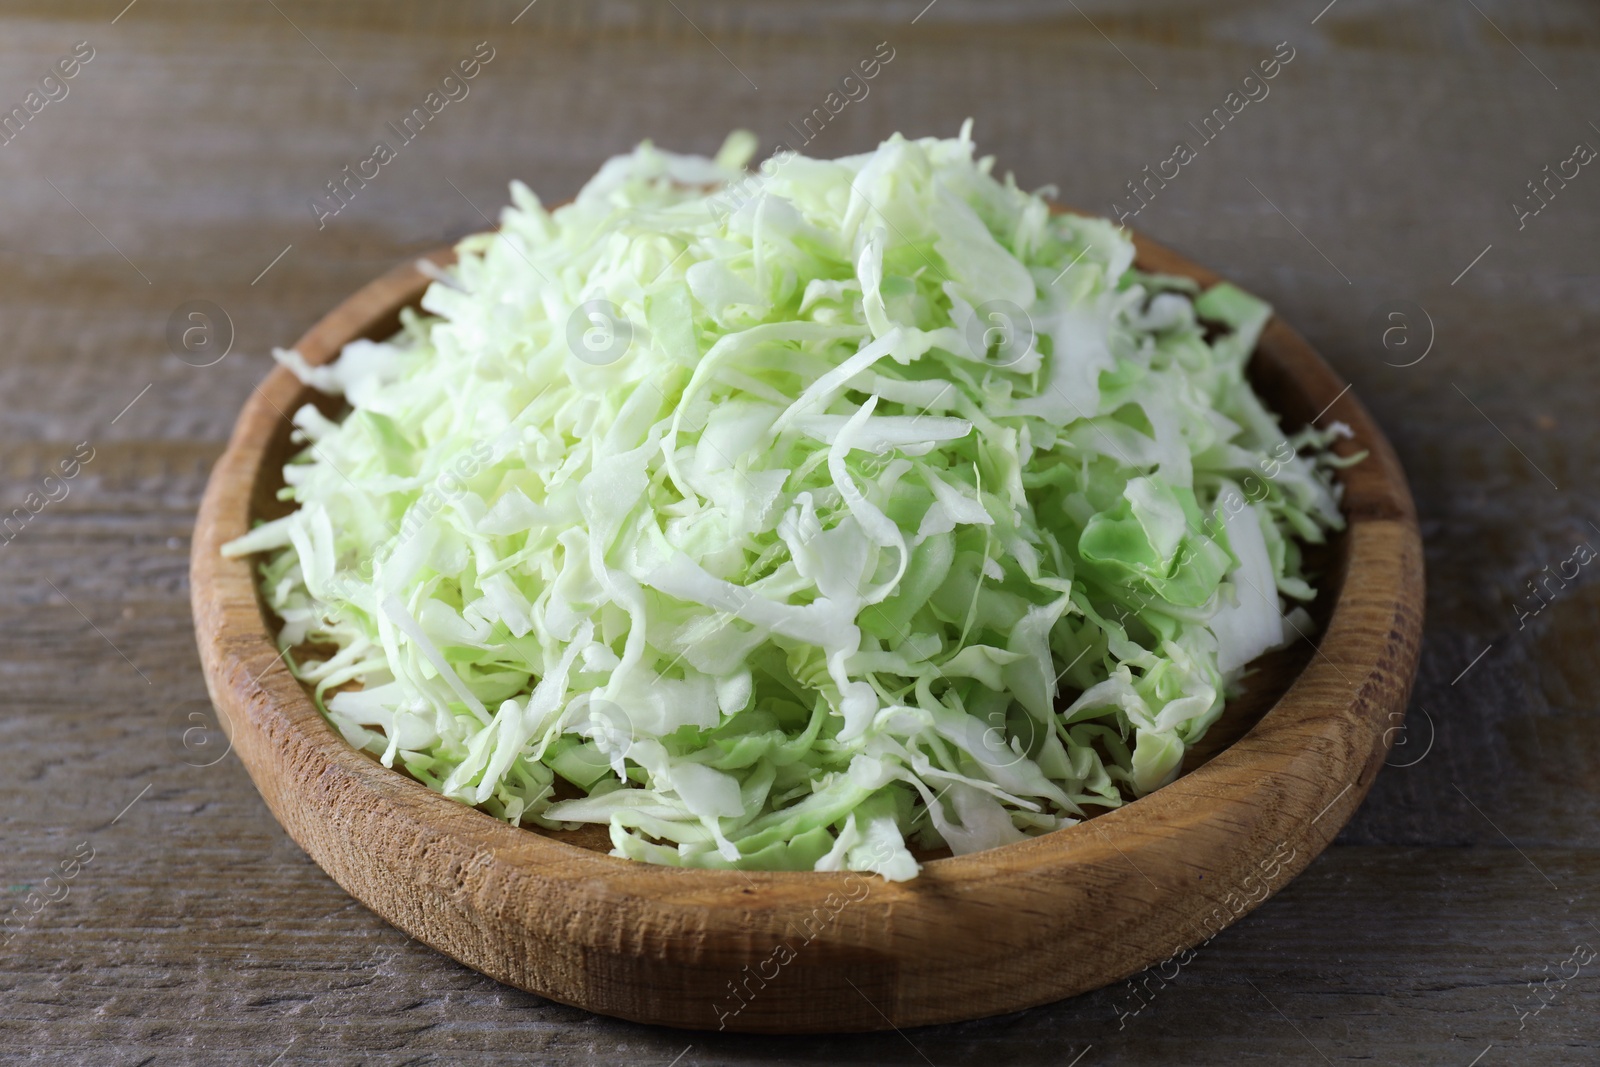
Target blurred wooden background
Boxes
[1,0,1597,1063]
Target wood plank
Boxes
[3,847,1595,1063]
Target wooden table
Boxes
[3,1,1595,1063]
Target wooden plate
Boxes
[191,224,1423,1033]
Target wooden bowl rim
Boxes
[191,218,1422,1031]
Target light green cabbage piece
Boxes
[223,123,1351,880]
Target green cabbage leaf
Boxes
[224,124,1351,879]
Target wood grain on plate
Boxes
[190,222,1422,1032]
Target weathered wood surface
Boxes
[1,0,1595,1061]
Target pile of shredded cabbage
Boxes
[225,124,1353,880]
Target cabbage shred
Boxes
[225,125,1350,880]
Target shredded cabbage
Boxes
[224,123,1353,880]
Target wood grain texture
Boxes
[189,218,1423,1031]
[3,0,1597,1061]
